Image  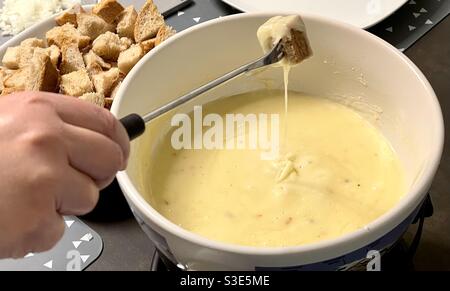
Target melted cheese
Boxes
[143,16,404,248]
[147,90,405,247]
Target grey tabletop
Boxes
[0,0,449,271]
[404,16,450,271]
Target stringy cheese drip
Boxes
[256,15,310,177]
[0,0,80,36]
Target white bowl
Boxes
[112,13,444,270]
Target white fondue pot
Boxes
[111,13,444,270]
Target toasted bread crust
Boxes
[79,92,106,107]
[47,45,61,67]
[2,47,21,69]
[282,29,312,65]
[93,0,125,23]
[92,67,120,96]
[77,13,115,41]
[117,44,144,74]
[46,23,91,49]
[134,0,164,43]
[60,69,94,97]
[3,54,59,93]
[20,38,46,48]
[92,32,123,61]
[60,44,86,75]
[116,6,137,40]
[32,53,60,92]
[55,4,85,27]
[155,25,176,46]
[141,38,155,53]
[3,67,29,91]
[84,50,111,72]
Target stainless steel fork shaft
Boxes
[142,42,284,123]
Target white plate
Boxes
[221,0,408,28]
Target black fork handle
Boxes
[119,114,146,141]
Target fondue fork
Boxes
[119,40,285,140]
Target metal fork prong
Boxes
[260,40,284,66]
[270,40,285,63]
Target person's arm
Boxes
[0,91,130,259]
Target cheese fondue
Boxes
[146,90,405,247]
[144,16,405,248]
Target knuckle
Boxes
[97,107,117,137]
[26,165,58,190]
[23,125,62,149]
[21,91,48,106]
[80,186,100,214]
[97,176,115,190]
[109,143,124,171]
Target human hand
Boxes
[0,91,129,258]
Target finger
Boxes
[56,166,99,216]
[64,123,125,179]
[37,92,130,164]
[97,175,116,190]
